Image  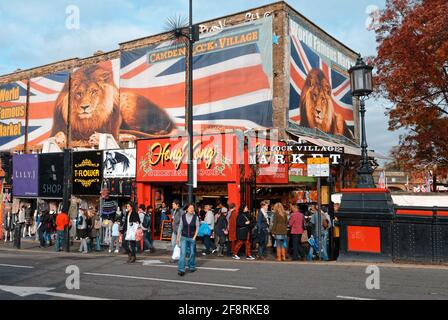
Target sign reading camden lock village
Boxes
[72,151,103,196]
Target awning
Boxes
[287,131,389,160]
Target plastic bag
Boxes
[172,245,181,260]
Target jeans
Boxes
[55,230,65,251]
[171,232,177,249]
[143,230,152,251]
[44,231,52,246]
[110,236,120,252]
[258,231,268,257]
[291,234,306,260]
[307,230,329,261]
[178,236,196,273]
[203,235,216,253]
[38,227,46,247]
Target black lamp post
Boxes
[348,56,375,188]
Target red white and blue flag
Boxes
[120,24,273,131]
[289,35,354,137]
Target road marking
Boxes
[0,285,109,300]
[140,262,239,272]
[84,272,256,290]
[0,264,34,269]
[337,295,376,300]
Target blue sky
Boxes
[0,0,401,159]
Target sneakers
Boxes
[202,252,207,256]
[178,271,185,276]
[246,256,256,260]
[211,249,218,254]
[232,255,240,260]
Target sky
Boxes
[0,0,402,160]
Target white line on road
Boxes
[142,263,239,272]
[0,285,109,300]
[0,264,34,269]
[84,272,256,290]
[337,295,376,300]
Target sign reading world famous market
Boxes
[137,134,240,183]
[13,154,39,197]
[72,151,103,196]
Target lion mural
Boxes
[51,63,175,147]
[299,68,354,139]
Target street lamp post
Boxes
[349,56,375,188]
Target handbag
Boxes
[135,228,144,242]
[301,230,309,243]
[125,214,139,241]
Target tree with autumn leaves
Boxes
[374,0,448,183]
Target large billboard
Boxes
[121,17,273,133]
[289,17,356,140]
[0,82,27,150]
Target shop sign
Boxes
[12,154,39,197]
[307,157,330,177]
[72,151,103,196]
[103,149,136,178]
[137,134,238,183]
[39,153,64,198]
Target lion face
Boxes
[71,66,116,121]
[300,68,334,132]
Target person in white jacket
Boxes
[202,205,217,256]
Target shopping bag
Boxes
[125,223,138,241]
[301,230,309,243]
[198,223,212,237]
[172,245,181,260]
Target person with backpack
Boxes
[201,204,216,256]
[89,208,102,252]
[307,207,331,261]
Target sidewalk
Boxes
[1,238,447,269]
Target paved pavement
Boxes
[0,240,447,300]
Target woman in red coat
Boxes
[227,203,237,256]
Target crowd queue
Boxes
[2,198,341,276]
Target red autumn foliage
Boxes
[374,0,448,172]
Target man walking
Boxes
[170,199,184,263]
[176,203,199,276]
[142,205,153,252]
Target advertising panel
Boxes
[121,17,273,133]
[12,154,39,197]
[289,17,356,140]
[103,148,136,178]
[72,151,103,196]
[137,134,239,183]
[0,82,27,151]
[38,152,64,198]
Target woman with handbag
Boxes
[123,203,141,263]
[271,203,289,261]
[288,204,306,261]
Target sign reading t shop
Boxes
[72,151,103,196]
[39,153,64,198]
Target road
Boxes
[0,248,447,300]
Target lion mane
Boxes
[51,63,174,146]
[299,68,353,139]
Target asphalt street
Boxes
[0,247,447,300]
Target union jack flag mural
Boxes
[289,21,355,140]
[120,18,273,132]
